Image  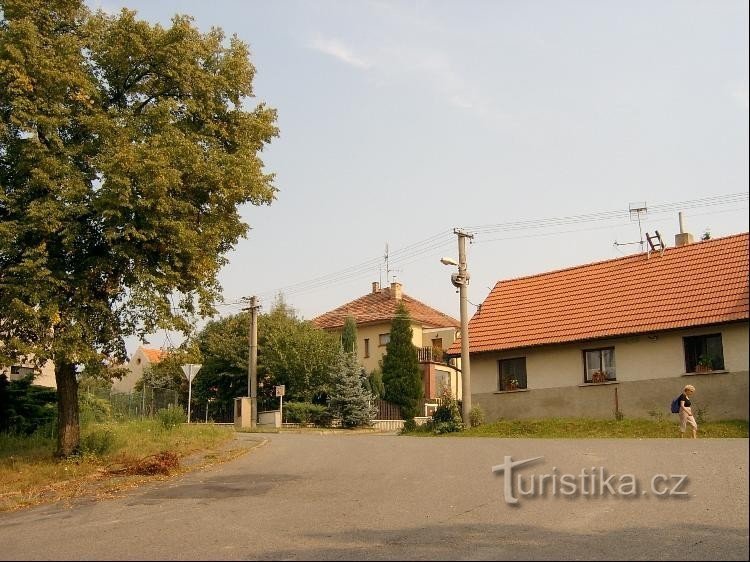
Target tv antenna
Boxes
[614,202,648,253]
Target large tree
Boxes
[381,302,423,420]
[341,315,357,355]
[328,350,375,428]
[0,0,278,456]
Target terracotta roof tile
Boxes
[448,233,749,355]
[312,287,460,330]
[141,348,166,363]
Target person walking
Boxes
[678,384,698,438]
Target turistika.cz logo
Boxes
[491,456,689,506]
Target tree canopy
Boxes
[0,0,278,455]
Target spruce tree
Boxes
[341,316,358,354]
[382,302,423,420]
[328,351,375,428]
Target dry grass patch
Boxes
[0,420,234,512]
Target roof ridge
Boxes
[494,231,749,287]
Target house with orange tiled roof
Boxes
[448,231,749,421]
[111,346,167,394]
[313,281,463,403]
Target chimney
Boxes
[674,211,694,247]
[390,281,402,300]
[372,281,380,294]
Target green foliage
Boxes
[157,405,187,429]
[694,406,708,425]
[469,405,485,428]
[0,374,57,435]
[0,0,278,455]
[382,303,423,420]
[328,351,375,428]
[429,386,463,434]
[701,229,711,240]
[79,392,113,425]
[341,316,358,354]
[283,402,332,426]
[367,369,385,399]
[257,299,341,403]
[80,428,119,457]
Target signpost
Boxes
[275,384,285,423]
[181,363,202,423]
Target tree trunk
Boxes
[55,361,80,458]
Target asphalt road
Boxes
[1,433,748,560]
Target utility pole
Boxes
[455,228,473,426]
[245,296,260,428]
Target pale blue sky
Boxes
[90,0,750,356]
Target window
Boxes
[9,365,36,381]
[379,333,390,346]
[364,338,370,358]
[435,369,450,393]
[684,334,724,372]
[583,348,616,383]
[498,357,527,391]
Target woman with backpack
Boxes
[678,384,698,438]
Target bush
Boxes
[430,387,463,434]
[283,402,332,426]
[80,428,119,457]
[79,392,113,425]
[157,405,186,429]
[469,405,485,428]
[0,375,57,435]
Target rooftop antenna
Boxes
[384,243,390,284]
[614,202,648,253]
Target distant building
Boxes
[111,346,167,393]
[313,281,463,402]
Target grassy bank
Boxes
[0,420,234,512]
[403,418,749,438]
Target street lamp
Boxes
[441,229,473,426]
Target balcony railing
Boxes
[417,346,447,364]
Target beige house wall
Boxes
[112,347,152,394]
[471,322,749,420]
[0,357,56,388]
[332,321,425,374]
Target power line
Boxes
[219,192,747,305]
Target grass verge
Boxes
[0,420,235,512]
[402,417,749,438]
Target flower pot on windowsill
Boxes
[695,364,712,373]
[591,371,606,384]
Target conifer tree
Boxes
[381,302,423,420]
[328,351,375,428]
[341,316,358,354]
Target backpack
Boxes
[670,396,681,414]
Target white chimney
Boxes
[674,212,694,247]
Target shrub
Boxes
[79,392,113,425]
[157,405,186,429]
[80,428,119,457]
[283,402,332,426]
[469,405,485,428]
[430,387,463,434]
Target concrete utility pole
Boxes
[245,296,260,428]
[455,229,474,426]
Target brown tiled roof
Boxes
[142,347,166,363]
[312,287,460,330]
[448,233,749,355]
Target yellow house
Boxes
[312,282,463,402]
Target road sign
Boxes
[275,385,285,397]
[181,364,202,382]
